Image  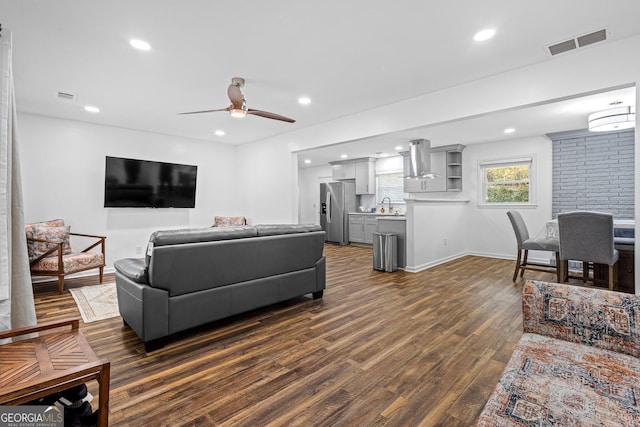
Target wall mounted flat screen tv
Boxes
[104,156,198,208]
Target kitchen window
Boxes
[375,156,407,204]
[478,157,535,207]
[376,171,407,203]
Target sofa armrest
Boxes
[114,258,148,284]
[523,280,640,357]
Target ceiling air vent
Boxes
[57,91,77,102]
[577,29,607,47]
[548,28,607,56]
[548,39,576,56]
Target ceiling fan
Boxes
[178,77,295,123]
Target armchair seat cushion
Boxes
[31,252,104,273]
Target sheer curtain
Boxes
[0,31,37,337]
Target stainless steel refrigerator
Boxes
[320,181,356,245]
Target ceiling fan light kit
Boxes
[179,77,295,123]
[230,108,247,118]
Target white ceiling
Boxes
[296,86,636,166]
[2,1,639,160]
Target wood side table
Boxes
[0,318,110,427]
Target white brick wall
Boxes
[550,129,635,219]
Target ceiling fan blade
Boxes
[247,109,296,123]
[177,107,230,115]
[227,84,244,109]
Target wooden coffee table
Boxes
[0,318,110,427]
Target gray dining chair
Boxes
[557,211,618,290]
[507,211,561,282]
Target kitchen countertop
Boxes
[348,212,405,217]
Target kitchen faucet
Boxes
[381,197,392,213]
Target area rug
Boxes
[69,284,120,323]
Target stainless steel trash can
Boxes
[373,232,398,272]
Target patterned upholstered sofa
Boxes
[477,280,640,426]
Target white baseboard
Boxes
[404,251,557,273]
[404,252,468,273]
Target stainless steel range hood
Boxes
[407,139,438,179]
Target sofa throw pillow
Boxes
[25,219,72,259]
[29,226,71,260]
[213,216,247,227]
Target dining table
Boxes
[540,218,635,293]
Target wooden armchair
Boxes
[26,219,106,294]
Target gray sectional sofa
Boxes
[114,224,326,351]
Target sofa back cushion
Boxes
[254,224,321,236]
[145,226,258,265]
[147,231,325,296]
[523,280,640,358]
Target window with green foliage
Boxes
[479,158,533,205]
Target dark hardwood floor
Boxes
[30,245,554,426]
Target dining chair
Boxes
[507,211,561,282]
[557,211,618,290]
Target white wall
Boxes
[239,35,640,226]
[19,114,238,271]
[297,164,332,224]
[235,140,298,224]
[405,199,470,272]
[400,135,551,270]
[463,136,553,262]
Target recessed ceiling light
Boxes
[304,159,311,164]
[395,146,403,151]
[504,128,516,134]
[474,29,496,42]
[130,39,151,51]
[379,153,389,158]
[84,105,100,113]
[214,130,225,136]
[340,154,348,159]
[298,97,311,105]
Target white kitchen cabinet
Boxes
[364,216,378,244]
[330,158,375,193]
[331,162,356,180]
[348,214,378,244]
[355,159,376,195]
[401,145,464,193]
[349,215,365,243]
